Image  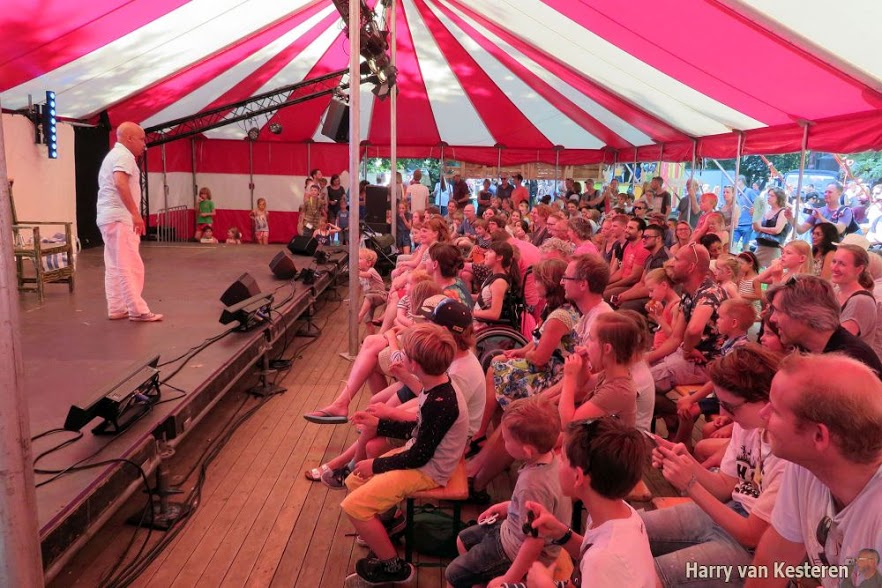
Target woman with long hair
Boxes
[811,221,839,280]
[832,244,880,355]
[425,242,473,307]
[752,188,789,268]
[472,241,519,328]
[669,221,693,256]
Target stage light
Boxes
[246,127,260,141]
[43,91,58,159]
[269,123,283,135]
[219,292,274,331]
[64,355,161,435]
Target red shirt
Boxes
[511,186,529,207]
[620,240,651,277]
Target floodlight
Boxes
[63,355,161,435]
[219,292,273,331]
[269,123,283,135]
[246,127,260,141]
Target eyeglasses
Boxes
[642,234,658,240]
[633,205,646,210]
[718,397,747,415]
[560,275,583,283]
[816,516,841,566]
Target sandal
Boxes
[305,463,331,481]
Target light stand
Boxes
[248,331,288,397]
[128,437,189,531]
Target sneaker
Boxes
[355,512,406,546]
[108,312,128,320]
[130,312,163,322]
[320,465,351,490]
[355,556,414,584]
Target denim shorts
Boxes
[445,523,514,588]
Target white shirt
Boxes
[407,183,430,212]
[630,360,655,432]
[771,462,882,588]
[719,425,784,522]
[96,142,140,227]
[448,352,485,438]
[575,301,613,345]
[434,182,451,207]
[580,506,656,588]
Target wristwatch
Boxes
[551,527,573,546]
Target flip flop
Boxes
[305,463,331,481]
[303,409,349,424]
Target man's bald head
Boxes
[117,122,146,157]
[779,353,882,464]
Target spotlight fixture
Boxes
[269,123,283,135]
[63,355,162,435]
[219,292,273,331]
[246,127,260,141]
[43,91,58,159]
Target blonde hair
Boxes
[716,255,741,281]
[719,298,756,331]
[644,267,674,287]
[783,240,814,275]
[401,323,456,375]
[410,281,442,315]
[359,248,378,266]
[502,396,561,453]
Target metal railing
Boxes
[154,205,190,242]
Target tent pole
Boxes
[0,102,45,588]
[439,144,445,209]
[633,148,638,194]
[389,0,397,241]
[497,147,501,179]
[793,123,809,239]
[688,139,697,224]
[730,132,743,251]
[347,0,362,357]
[160,143,169,242]
[249,139,255,212]
[554,148,560,198]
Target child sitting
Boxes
[713,255,741,299]
[199,226,218,244]
[473,218,492,249]
[644,268,680,350]
[524,418,655,588]
[342,323,469,585]
[357,248,387,335]
[394,271,436,329]
[668,298,755,447]
[225,227,242,244]
[445,396,571,588]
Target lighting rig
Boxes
[24,91,59,159]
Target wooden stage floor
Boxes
[47,287,681,587]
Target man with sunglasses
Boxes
[647,243,726,394]
[748,353,882,588]
[611,224,670,313]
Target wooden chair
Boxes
[9,181,75,301]
[403,459,469,565]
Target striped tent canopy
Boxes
[3,0,882,168]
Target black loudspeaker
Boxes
[269,250,298,279]
[365,185,389,224]
[220,272,260,306]
[287,235,318,256]
[321,99,349,143]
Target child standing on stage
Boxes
[358,248,387,335]
[250,197,269,245]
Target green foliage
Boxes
[847,151,882,182]
[364,158,447,184]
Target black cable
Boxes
[157,326,239,368]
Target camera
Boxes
[802,206,814,215]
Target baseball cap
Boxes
[419,295,472,333]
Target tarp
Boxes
[3,0,882,167]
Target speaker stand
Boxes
[128,441,188,531]
[297,304,322,338]
[248,339,287,397]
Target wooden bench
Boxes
[403,459,469,565]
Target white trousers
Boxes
[100,221,150,316]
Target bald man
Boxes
[96,122,162,321]
[748,354,882,587]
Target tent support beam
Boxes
[730,132,743,251]
[792,123,810,239]
[389,0,397,240]
[347,2,362,357]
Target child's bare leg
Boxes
[306,334,388,418]
[379,290,400,334]
[474,361,501,440]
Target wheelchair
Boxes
[473,268,532,372]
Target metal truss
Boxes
[143,68,350,147]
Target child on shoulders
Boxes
[523,418,655,588]
[446,396,571,588]
[341,323,469,585]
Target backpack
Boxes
[835,206,862,235]
[410,505,470,558]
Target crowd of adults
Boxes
[297,169,882,588]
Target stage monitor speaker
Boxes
[288,235,318,256]
[269,250,298,279]
[365,185,389,224]
[321,99,349,143]
[220,272,260,307]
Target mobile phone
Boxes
[802,206,814,215]
[641,429,661,447]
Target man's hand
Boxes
[132,214,146,235]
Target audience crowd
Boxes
[295,171,882,588]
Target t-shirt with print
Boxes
[582,373,637,428]
[771,462,882,588]
[499,456,572,565]
[575,301,613,346]
[579,506,656,588]
[680,277,727,359]
[719,425,785,522]
[619,240,651,278]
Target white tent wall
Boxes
[145,172,307,213]
[2,114,77,243]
